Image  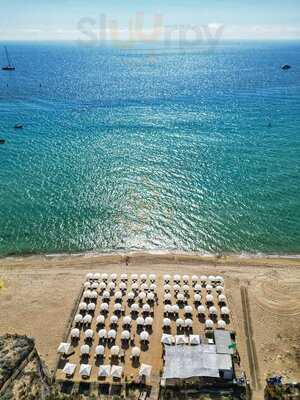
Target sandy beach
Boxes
[0,251,300,399]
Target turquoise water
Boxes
[0,41,299,256]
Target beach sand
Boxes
[0,252,300,399]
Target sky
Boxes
[0,0,300,41]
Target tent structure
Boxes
[84,329,93,339]
[139,364,152,377]
[161,334,173,345]
[83,314,92,324]
[145,316,153,326]
[131,273,138,281]
[96,315,105,325]
[163,318,171,327]
[175,335,188,345]
[98,329,107,338]
[173,274,181,282]
[87,303,95,311]
[80,344,90,355]
[131,303,139,312]
[111,365,123,379]
[57,342,71,354]
[80,364,91,377]
[141,274,147,281]
[121,330,130,340]
[79,302,87,311]
[123,316,132,326]
[189,335,200,345]
[95,345,105,355]
[108,329,117,339]
[149,274,156,282]
[63,362,76,376]
[100,303,109,312]
[74,314,83,323]
[140,331,149,342]
[111,345,120,356]
[132,346,141,357]
[98,364,111,377]
[71,328,80,338]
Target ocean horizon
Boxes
[0,40,299,256]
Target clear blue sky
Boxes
[0,0,299,40]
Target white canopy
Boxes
[200,275,207,282]
[189,335,200,345]
[221,306,230,315]
[93,273,101,280]
[164,284,171,292]
[206,294,214,303]
[80,344,90,354]
[79,364,91,377]
[194,294,201,302]
[121,330,130,340]
[63,362,76,376]
[110,315,119,325]
[164,304,172,314]
[99,282,106,290]
[175,335,187,345]
[164,292,172,301]
[90,290,98,299]
[140,274,147,281]
[147,292,155,301]
[111,365,123,378]
[142,303,151,313]
[127,291,135,300]
[123,316,132,326]
[138,292,146,300]
[108,282,116,290]
[110,273,117,281]
[141,283,148,291]
[216,275,224,283]
[163,318,171,327]
[172,304,179,314]
[184,305,193,315]
[194,284,202,292]
[91,282,99,289]
[114,303,122,312]
[197,305,206,314]
[145,316,153,326]
[102,290,110,299]
[84,329,93,339]
[140,331,149,342]
[163,274,171,283]
[150,283,157,291]
[83,314,92,324]
[57,342,70,354]
[95,345,105,355]
[209,306,217,315]
[161,334,173,345]
[205,319,214,329]
[111,345,120,356]
[206,284,213,292]
[184,318,193,328]
[98,329,107,338]
[101,273,108,280]
[173,274,181,282]
[183,275,189,283]
[79,302,87,311]
[108,329,117,339]
[115,291,122,299]
[136,316,145,326]
[176,318,184,327]
[119,282,127,291]
[87,303,95,311]
[183,285,190,293]
[149,274,156,282]
[120,273,128,281]
[208,275,216,282]
[177,293,185,302]
[192,275,198,283]
[100,303,109,312]
[131,283,139,291]
[86,273,93,280]
[71,328,80,338]
[131,303,139,312]
[218,294,226,303]
[98,364,111,377]
[84,282,91,288]
[173,284,181,292]
[96,315,105,325]
[74,314,83,323]
[131,273,138,281]
[139,363,152,377]
[217,319,226,329]
[132,346,141,357]
[83,290,92,299]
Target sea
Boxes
[0,40,299,256]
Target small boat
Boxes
[281,64,291,70]
[2,46,15,71]
[0,139,5,144]
[14,123,23,129]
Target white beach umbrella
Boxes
[183,275,189,283]
[91,282,99,289]
[163,274,171,283]
[194,283,202,292]
[173,284,181,292]
[205,319,214,329]
[101,273,108,281]
[149,283,157,291]
[57,342,71,354]
[80,344,90,355]
[74,314,83,324]
[147,292,155,301]
[84,329,93,339]
[164,284,171,292]
[83,290,92,299]
[218,294,227,303]
[176,318,184,327]
[108,329,117,339]
[110,315,119,325]
[99,281,106,290]
[208,275,216,283]
[200,275,207,283]
[96,315,105,325]
[111,345,120,356]
[197,305,206,314]
[194,293,201,302]
[100,303,109,312]
[172,304,179,314]
[221,306,230,315]
[71,328,80,339]
[136,316,145,326]
[83,314,92,324]
[173,274,181,282]
[217,319,226,329]
[183,284,190,293]
[131,303,139,312]
[119,282,127,291]
[142,303,151,313]
[121,330,130,340]
[139,364,152,377]
[113,303,122,312]
[140,331,149,342]
[98,329,107,339]
[189,335,200,345]
[131,346,141,357]
[110,273,117,281]
[161,334,173,345]
[87,303,96,311]
[206,294,214,303]
[216,275,224,283]
[141,283,148,291]
[132,282,139,291]
[216,285,224,293]
[164,304,172,314]
[108,282,116,291]
[63,363,76,376]
[177,293,185,302]
[84,282,91,289]
[120,273,128,281]
[145,316,153,326]
[184,305,193,315]
[111,365,123,379]
[140,274,147,282]
[93,273,101,280]
[123,315,132,326]
[127,291,135,300]
[91,290,98,299]
[164,293,172,302]
[131,273,138,281]
[184,318,193,328]
[79,364,91,377]
[138,292,146,301]
[206,284,213,292]
[175,335,187,345]
[115,291,123,300]
[79,302,87,311]
[163,318,171,327]
[209,306,217,315]
[102,290,110,299]
[95,345,105,355]
[192,275,198,283]
[98,365,111,377]
[86,273,93,280]
[149,274,156,282]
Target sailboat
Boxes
[2,46,15,71]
